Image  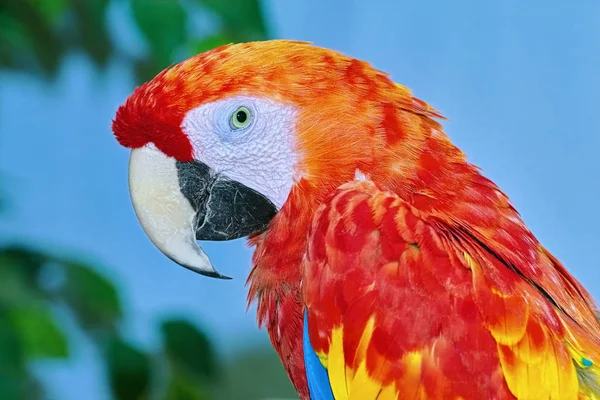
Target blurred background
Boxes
[0,0,598,399]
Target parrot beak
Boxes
[127,144,277,279]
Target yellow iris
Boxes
[231,106,251,129]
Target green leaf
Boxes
[105,337,151,400]
[160,319,218,383]
[189,33,232,55]
[0,12,25,70]
[0,371,41,400]
[0,307,27,400]
[164,371,208,400]
[0,246,48,304]
[213,347,296,400]
[9,305,68,359]
[27,0,70,26]
[2,0,64,76]
[0,307,25,369]
[131,0,188,67]
[60,262,122,332]
[71,0,112,67]
[0,373,21,400]
[194,0,267,41]
[133,55,160,85]
[0,246,47,281]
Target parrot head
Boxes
[112,40,442,278]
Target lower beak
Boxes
[127,145,276,279]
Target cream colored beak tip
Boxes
[127,145,230,280]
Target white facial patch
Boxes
[354,169,370,181]
[181,95,298,210]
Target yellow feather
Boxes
[376,383,400,399]
[347,361,390,400]
[327,317,402,399]
[499,339,579,400]
[346,316,376,388]
[329,326,349,399]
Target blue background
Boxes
[1,1,598,398]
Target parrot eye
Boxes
[230,106,252,130]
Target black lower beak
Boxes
[176,161,278,241]
[128,145,277,279]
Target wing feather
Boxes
[302,180,600,399]
[303,311,335,400]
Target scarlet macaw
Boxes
[112,40,600,399]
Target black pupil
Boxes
[236,110,248,124]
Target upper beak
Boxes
[127,145,277,279]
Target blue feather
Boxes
[303,311,334,400]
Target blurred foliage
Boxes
[0,0,267,83]
[0,245,222,400]
[215,348,298,400]
[0,0,296,399]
